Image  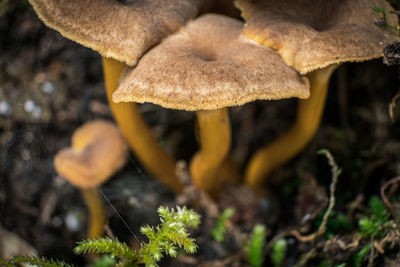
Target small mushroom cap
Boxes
[113,14,309,111]
[235,0,400,74]
[28,0,209,66]
[54,120,127,188]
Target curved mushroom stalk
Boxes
[102,57,183,193]
[245,65,338,189]
[190,108,231,198]
[81,188,106,238]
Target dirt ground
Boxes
[1,2,400,267]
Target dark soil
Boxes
[1,2,400,267]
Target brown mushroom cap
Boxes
[28,0,211,66]
[235,0,400,74]
[54,120,127,188]
[113,14,309,111]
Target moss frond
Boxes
[271,239,287,267]
[3,206,200,267]
[11,255,75,267]
[73,206,200,267]
[74,237,138,260]
[247,224,266,267]
[211,207,235,242]
[138,206,200,267]
[0,258,16,267]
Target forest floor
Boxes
[1,2,400,267]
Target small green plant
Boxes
[358,196,390,238]
[271,238,287,267]
[246,224,266,267]
[210,207,235,242]
[350,196,391,266]
[352,243,372,267]
[3,206,200,267]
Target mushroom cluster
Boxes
[28,0,399,197]
[235,0,400,189]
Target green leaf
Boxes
[271,239,287,267]
[210,207,235,242]
[247,224,266,267]
[369,196,389,223]
[358,196,390,237]
[352,243,372,267]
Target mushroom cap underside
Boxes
[28,0,208,66]
[235,0,400,74]
[54,120,127,188]
[113,14,310,111]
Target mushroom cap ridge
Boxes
[28,0,208,66]
[54,120,127,188]
[113,14,310,111]
[235,0,400,74]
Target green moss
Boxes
[247,224,266,267]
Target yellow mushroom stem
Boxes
[245,65,338,189]
[190,108,231,197]
[81,187,106,238]
[102,57,183,193]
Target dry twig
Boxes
[389,90,400,122]
[291,150,341,242]
[380,176,400,217]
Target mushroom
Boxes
[54,120,127,237]
[28,0,212,66]
[112,14,310,197]
[234,0,400,189]
[27,0,215,193]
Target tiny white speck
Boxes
[42,81,55,94]
[65,212,81,232]
[24,99,36,113]
[303,213,311,221]
[128,196,139,206]
[0,100,10,115]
